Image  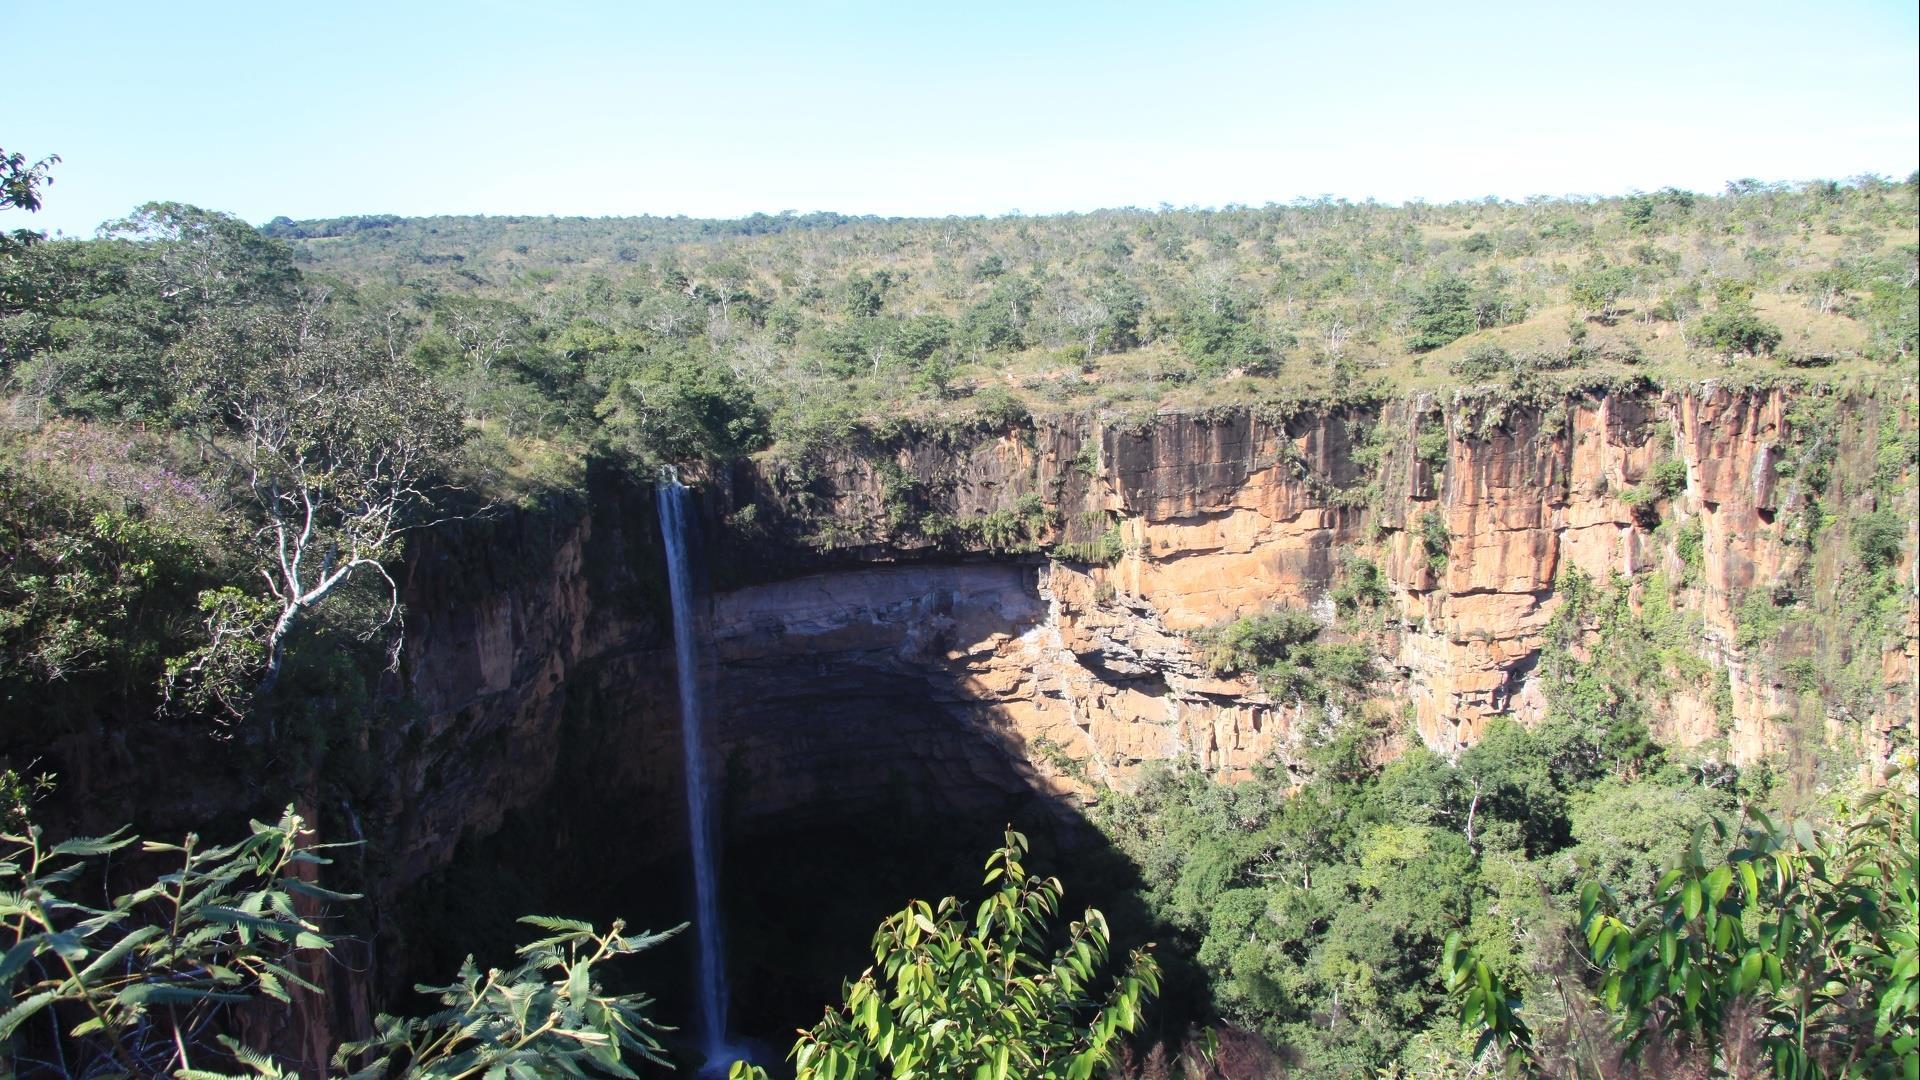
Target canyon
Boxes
[192,379,1913,1069]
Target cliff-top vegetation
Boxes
[7,172,1914,504]
[259,176,1916,464]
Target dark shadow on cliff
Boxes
[387,698,1207,1077]
[382,471,1211,1074]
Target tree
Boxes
[1689,292,1783,356]
[0,145,59,250]
[0,147,57,214]
[1406,274,1479,351]
[1570,265,1636,324]
[729,831,1159,1080]
[593,341,768,465]
[6,204,301,421]
[963,278,1038,353]
[844,270,895,319]
[1092,278,1145,354]
[1442,777,1919,1078]
[1174,277,1270,375]
[164,302,467,707]
[99,203,299,311]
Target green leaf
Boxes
[74,924,162,983]
[280,878,363,903]
[0,991,55,1041]
[1792,819,1817,850]
[0,938,43,984]
[119,984,252,1007]
[1706,864,1733,905]
[48,829,134,858]
[517,915,595,933]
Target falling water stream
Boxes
[657,478,745,1074]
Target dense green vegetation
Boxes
[15,780,1906,1078]
[1090,703,1769,1075]
[0,203,464,769]
[1080,528,1915,1075]
[1446,778,1916,1078]
[1188,610,1376,702]
[7,171,1916,535]
[249,176,1915,462]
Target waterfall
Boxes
[657,479,741,1072]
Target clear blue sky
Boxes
[10,0,1917,236]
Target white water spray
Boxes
[656,479,744,1073]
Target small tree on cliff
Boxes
[163,300,466,714]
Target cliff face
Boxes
[692,383,1916,789]
[377,384,1914,876]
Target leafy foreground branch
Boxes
[1442,774,1918,1078]
[0,809,675,1079]
[731,830,1160,1080]
[334,918,675,1080]
[3,815,1154,1080]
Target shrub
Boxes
[1416,425,1450,471]
[340,919,675,1077]
[1690,302,1783,356]
[1647,458,1688,498]
[1853,507,1906,570]
[1420,510,1451,571]
[729,832,1158,1080]
[945,494,1054,554]
[1675,520,1705,583]
[1331,555,1390,612]
[1054,521,1126,565]
[0,809,675,1079]
[1189,610,1375,701]
[1449,343,1515,380]
[1193,610,1321,677]
[966,385,1034,433]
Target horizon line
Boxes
[26,166,1920,238]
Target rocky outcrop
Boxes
[699,382,1915,783]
